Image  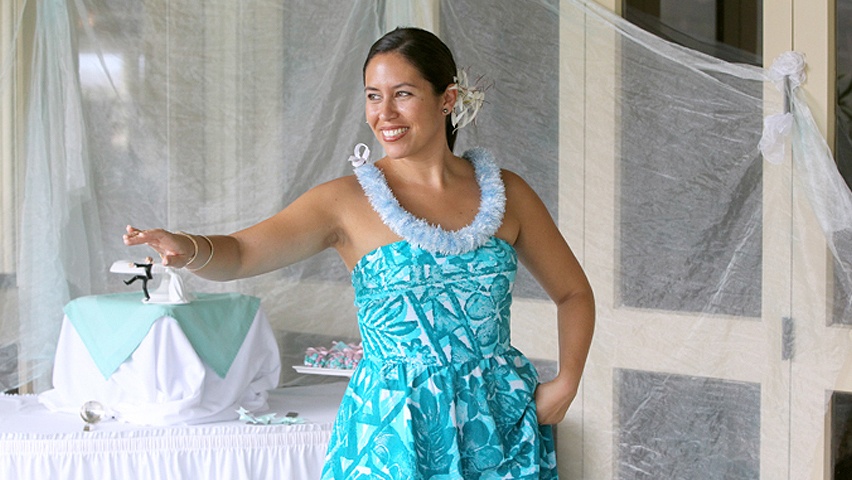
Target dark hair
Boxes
[364,27,458,150]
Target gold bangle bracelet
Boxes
[188,234,214,272]
[175,231,199,266]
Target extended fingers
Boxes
[123,226,165,251]
[123,225,145,245]
[123,226,196,268]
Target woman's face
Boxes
[364,52,454,160]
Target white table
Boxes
[39,293,282,426]
[0,382,348,479]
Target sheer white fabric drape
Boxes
[16,0,104,392]
[1,0,852,477]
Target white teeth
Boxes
[383,127,408,137]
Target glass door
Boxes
[560,0,793,477]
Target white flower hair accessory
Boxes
[449,69,488,131]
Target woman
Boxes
[125,27,594,479]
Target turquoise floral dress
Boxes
[321,147,557,479]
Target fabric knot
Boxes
[759,113,794,165]
[767,51,806,91]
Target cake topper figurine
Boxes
[110,259,193,304]
[123,257,154,301]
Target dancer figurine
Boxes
[123,256,154,301]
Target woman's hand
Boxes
[122,225,196,268]
[535,376,578,425]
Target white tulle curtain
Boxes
[4,0,391,392]
[13,0,104,393]
[2,0,852,477]
[2,0,568,394]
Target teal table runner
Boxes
[64,292,261,379]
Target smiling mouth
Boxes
[381,127,409,141]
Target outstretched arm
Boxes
[504,170,595,425]
[124,178,346,281]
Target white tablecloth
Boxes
[39,306,281,426]
[0,382,347,479]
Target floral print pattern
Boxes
[321,239,557,479]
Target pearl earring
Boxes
[442,108,449,114]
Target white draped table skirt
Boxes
[40,306,281,426]
[0,382,347,479]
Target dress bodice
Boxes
[349,147,516,368]
[351,237,517,367]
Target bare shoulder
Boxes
[303,173,394,268]
[495,169,548,245]
[501,169,538,199]
[308,174,362,198]
[295,175,365,213]
[500,168,549,218]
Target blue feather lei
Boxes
[353,147,506,255]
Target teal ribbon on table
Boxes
[64,292,261,379]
